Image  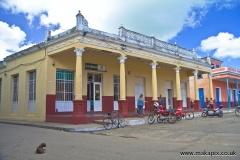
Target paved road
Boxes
[0,113,240,160]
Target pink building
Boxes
[190,57,240,109]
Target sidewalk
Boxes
[0,109,234,132]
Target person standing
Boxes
[205,98,209,108]
[209,98,214,110]
[137,94,144,118]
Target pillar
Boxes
[174,67,182,107]
[208,73,215,108]
[72,48,85,124]
[118,56,128,117]
[186,80,191,108]
[226,77,231,109]
[193,70,200,110]
[235,79,239,106]
[208,74,213,99]
[151,62,158,100]
[150,62,159,109]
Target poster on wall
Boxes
[85,63,106,72]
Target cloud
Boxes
[0,0,239,62]
[0,21,35,61]
[1,0,232,40]
[200,32,240,59]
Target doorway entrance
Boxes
[198,88,205,108]
[87,73,102,112]
[181,83,187,107]
[216,87,220,108]
[166,81,173,109]
[135,77,145,108]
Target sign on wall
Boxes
[85,63,106,72]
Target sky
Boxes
[0,0,240,69]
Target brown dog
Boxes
[36,143,46,154]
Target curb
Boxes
[0,110,235,132]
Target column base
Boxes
[194,100,201,111]
[118,100,128,117]
[72,100,86,125]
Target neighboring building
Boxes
[0,11,211,124]
[190,57,240,109]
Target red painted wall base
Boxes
[71,99,86,124]
[194,100,201,111]
[118,100,128,117]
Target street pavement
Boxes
[0,109,234,132]
[0,109,239,160]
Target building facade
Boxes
[0,11,212,124]
[190,57,240,109]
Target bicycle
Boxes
[102,111,126,130]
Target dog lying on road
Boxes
[36,143,46,154]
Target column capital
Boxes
[150,62,158,69]
[193,70,198,76]
[74,48,84,56]
[174,67,181,72]
[208,73,212,78]
[118,56,127,63]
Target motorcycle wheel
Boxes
[177,114,182,121]
[157,115,163,123]
[201,112,207,117]
[167,114,177,124]
[148,114,155,124]
[218,112,223,118]
[235,108,240,116]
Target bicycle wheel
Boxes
[112,118,118,128]
[103,117,113,130]
[235,108,240,116]
[118,116,126,128]
[168,114,177,124]
[148,114,155,124]
[185,112,194,120]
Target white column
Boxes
[74,48,84,100]
[174,67,181,100]
[150,62,158,100]
[193,70,199,100]
[118,56,127,100]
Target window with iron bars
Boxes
[56,70,74,101]
[28,71,36,101]
[28,71,36,111]
[12,75,19,111]
[113,75,120,101]
[13,76,18,102]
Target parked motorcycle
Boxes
[148,102,177,124]
[235,106,240,116]
[201,105,223,118]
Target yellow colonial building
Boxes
[0,11,212,124]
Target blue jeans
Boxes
[138,106,143,114]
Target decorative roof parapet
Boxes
[88,28,119,40]
[0,61,6,69]
[44,10,209,66]
[118,26,204,63]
